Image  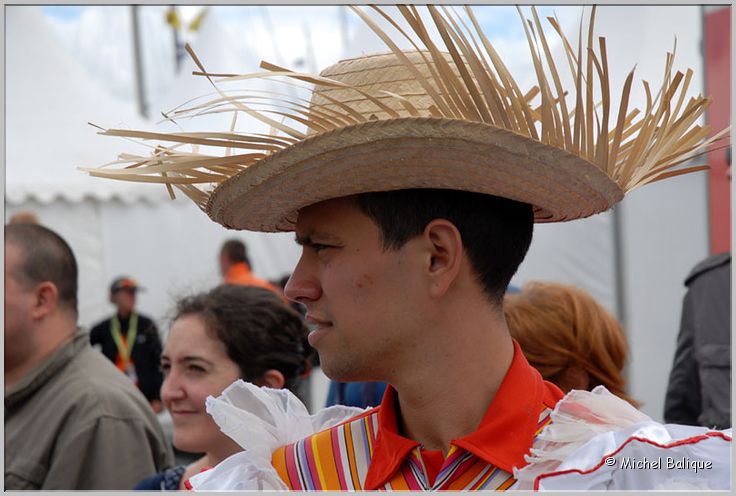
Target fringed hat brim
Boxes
[207,118,624,231]
[84,6,727,231]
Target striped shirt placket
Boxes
[403,448,429,490]
[469,463,502,489]
[409,447,430,490]
[432,449,474,489]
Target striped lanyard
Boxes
[110,313,138,367]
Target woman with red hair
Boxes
[504,281,639,407]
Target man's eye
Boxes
[312,243,331,253]
[188,365,206,373]
[160,363,170,376]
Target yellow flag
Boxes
[189,8,208,33]
[165,8,181,29]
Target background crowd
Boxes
[4,212,730,490]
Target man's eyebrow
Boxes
[294,231,340,246]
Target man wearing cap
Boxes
[89,6,730,491]
[90,277,164,413]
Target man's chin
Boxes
[319,360,376,384]
[319,359,354,382]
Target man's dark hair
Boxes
[355,189,534,304]
[221,239,251,268]
[5,223,79,314]
[173,284,312,392]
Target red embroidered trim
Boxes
[533,430,732,490]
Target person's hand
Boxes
[150,399,164,414]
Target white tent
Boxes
[5,6,301,337]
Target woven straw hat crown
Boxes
[312,51,464,123]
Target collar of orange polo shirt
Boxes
[364,339,563,489]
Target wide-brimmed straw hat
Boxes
[85,6,726,232]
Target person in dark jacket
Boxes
[664,253,731,429]
[90,277,164,413]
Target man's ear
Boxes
[259,369,286,389]
[422,219,463,299]
[31,282,59,320]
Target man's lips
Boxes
[305,314,333,328]
[305,315,333,347]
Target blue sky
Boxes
[42,5,83,20]
[38,5,583,111]
[42,5,576,28]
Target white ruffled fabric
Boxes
[513,386,732,490]
[190,382,730,491]
[188,380,367,490]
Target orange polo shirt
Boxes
[363,339,563,489]
[272,339,564,490]
[224,262,280,294]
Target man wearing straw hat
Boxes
[88,5,730,491]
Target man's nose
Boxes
[284,255,322,303]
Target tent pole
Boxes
[131,5,149,118]
[611,204,630,385]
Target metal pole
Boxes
[131,5,149,118]
[302,23,318,74]
[260,6,286,66]
[170,6,182,73]
[611,204,630,385]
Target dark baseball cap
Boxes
[110,277,143,294]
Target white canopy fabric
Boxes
[5,6,301,335]
[6,6,168,205]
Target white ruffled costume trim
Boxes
[189,381,730,491]
[513,385,732,490]
[188,380,367,490]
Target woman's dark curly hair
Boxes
[173,284,312,393]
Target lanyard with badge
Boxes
[111,313,138,383]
